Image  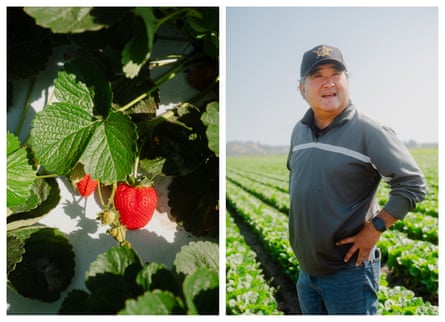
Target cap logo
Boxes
[313,46,333,57]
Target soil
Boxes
[229,208,301,314]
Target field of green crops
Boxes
[226,148,438,315]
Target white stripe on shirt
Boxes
[292,142,372,164]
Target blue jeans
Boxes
[296,248,381,315]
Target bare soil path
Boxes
[229,208,301,314]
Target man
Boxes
[287,44,426,314]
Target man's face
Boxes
[299,63,350,118]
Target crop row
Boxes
[227,171,289,213]
[228,167,289,193]
[227,150,438,218]
[226,211,282,315]
[226,181,299,281]
[376,184,438,218]
[228,171,438,298]
[378,230,438,301]
[226,180,438,313]
[378,283,438,314]
[227,168,438,246]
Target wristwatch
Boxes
[372,216,387,232]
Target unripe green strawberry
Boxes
[114,182,158,230]
[97,209,117,225]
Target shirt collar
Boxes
[302,103,355,135]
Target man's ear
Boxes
[299,82,306,98]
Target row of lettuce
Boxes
[226,150,438,315]
[226,210,282,315]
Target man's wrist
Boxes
[371,216,387,232]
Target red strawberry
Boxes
[76,174,98,197]
[114,182,158,230]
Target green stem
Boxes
[15,77,36,137]
[35,173,59,179]
[96,181,106,208]
[156,8,192,29]
[117,53,199,113]
[133,154,140,178]
[108,183,117,208]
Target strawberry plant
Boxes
[7,7,219,313]
[59,241,218,314]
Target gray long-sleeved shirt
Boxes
[287,104,426,276]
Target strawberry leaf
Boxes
[7,178,61,231]
[64,58,113,117]
[174,241,219,276]
[7,234,25,275]
[119,290,184,315]
[53,71,94,113]
[201,101,219,156]
[183,267,219,314]
[81,111,137,185]
[31,83,136,183]
[30,102,98,174]
[7,178,50,217]
[86,245,143,279]
[7,131,36,208]
[135,262,180,295]
[121,15,151,79]
[24,7,108,34]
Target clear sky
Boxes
[226,6,439,146]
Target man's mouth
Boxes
[321,92,336,98]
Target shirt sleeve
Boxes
[367,125,426,219]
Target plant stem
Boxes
[108,183,117,208]
[15,77,36,137]
[117,53,199,113]
[35,173,59,179]
[156,8,191,28]
[96,181,106,208]
[133,154,140,178]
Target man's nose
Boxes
[321,77,335,87]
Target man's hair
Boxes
[299,65,349,84]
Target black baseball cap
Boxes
[300,44,347,78]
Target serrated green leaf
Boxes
[81,111,137,184]
[183,267,218,314]
[136,262,180,294]
[30,102,98,174]
[7,178,60,231]
[7,178,50,216]
[64,59,112,117]
[53,71,94,113]
[174,241,219,276]
[139,157,166,177]
[24,7,107,34]
[86,245,143,279]
[7,234,25,274]
[7,132,36,208]
[201,102,219,156]
[119,290,183,315]
[7,130,21,154]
